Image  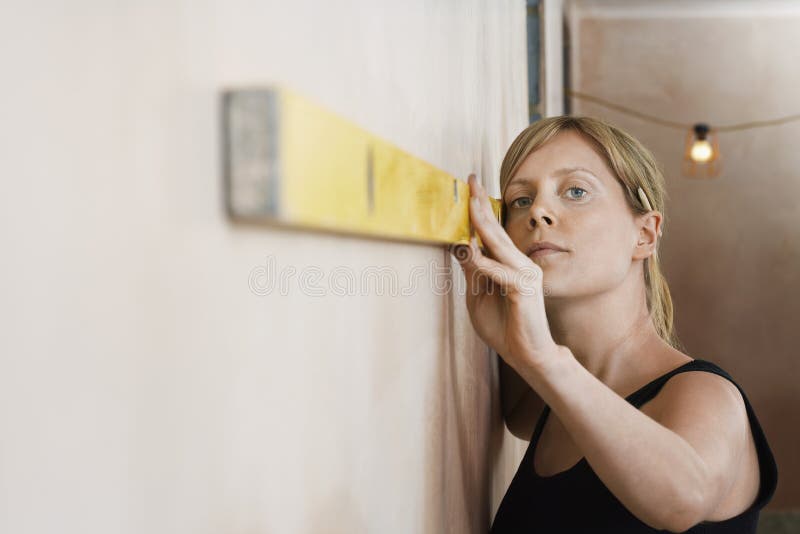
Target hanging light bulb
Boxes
[682,123,721,178]
[690,138,713,163]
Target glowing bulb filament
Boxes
[690,140,713,163]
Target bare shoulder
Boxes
[505,387,546,441]
[647,364,761,520]
[646,365,750,444]
[649,366,748,424]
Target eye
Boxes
[509,197,532,209]
[565,186,588,200]
[507,185,589,209]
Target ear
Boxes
[633,210,663,260]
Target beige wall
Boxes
[0,1,530,532]
[567,0,800,510]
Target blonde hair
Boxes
[499,116,683,350]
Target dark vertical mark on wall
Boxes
[526,0,542,123]
[562,14,572,115]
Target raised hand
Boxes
[451,174,562,373]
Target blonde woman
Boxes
[454,117,777,533]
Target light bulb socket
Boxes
[693,123,710,140]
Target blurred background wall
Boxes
[0,1,531,532]
[566,0,799,511]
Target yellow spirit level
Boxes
[221,85,502,248]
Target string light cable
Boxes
[565,89,800,178]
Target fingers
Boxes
[452,236,481,280]
[451,238,483,299]
[453,230,543,300]
[467,174,527,268]
[454,235,520,295]
[452,173,543,298]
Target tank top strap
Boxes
[625,358,726,406]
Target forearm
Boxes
[517,346,708,531]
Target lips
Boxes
[529,248,563,258]
[525,242,567,256]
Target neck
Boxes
[544,268,667,389]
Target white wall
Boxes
[0,1,530,532]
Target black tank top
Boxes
[489,359,778,533]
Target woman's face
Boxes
[502,130,647,299]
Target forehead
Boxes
[507,130,615,188]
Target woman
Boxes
[454,116,777,533]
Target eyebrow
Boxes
[506,166,602,189]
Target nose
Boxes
[528,196,555,229]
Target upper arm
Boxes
[650,371,752,525]
[499,355,530,418]
[499,355,545,440]
[505,388,545,441]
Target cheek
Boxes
[575,217,634,276]
[580,209,628,245]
